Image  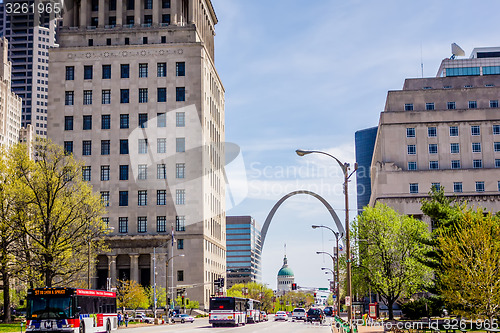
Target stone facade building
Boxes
[276,255,294,295]
[47,0,225,309]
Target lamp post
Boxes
[166,254,184,315]
[298,149,357,323]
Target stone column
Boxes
[188,0,195,24]
[170,0,177,25]
[98,0,105,27]
[108,255,117,288]
[130,254,140,283]
[116,0,123,26]
[134,0,141,25]
[63,2,74,27]
[152,0,159,25]
[79,0,88,28]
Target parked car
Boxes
[134,313,154,323]
[274,311,288,321]
[306,308,325,324]
[172,314,195,323]
[291,308,306,321]
[261,311,268,321]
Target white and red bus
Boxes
[245,298,262,323]
[209,296,247,327]
[26,288,118,333]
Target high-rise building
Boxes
[226,216,262,288]
[0,1,58,136]
[0,37,22,149]
[355,126,377,213]
[370,47,500,223]
[47,0,225,308]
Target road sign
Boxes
[345,296,351,306]
[318,288,328,291]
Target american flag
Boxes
[171,225,175,246]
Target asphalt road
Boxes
[118,316,333,333]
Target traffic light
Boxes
[314,292,317,297]
[220,278,224,288]
[181,295,185,305]
[291,283,297,290]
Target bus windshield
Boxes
[28,296,73,319]
[210,298,234,311]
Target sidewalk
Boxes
[357,325,385,333]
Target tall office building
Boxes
[47,0,225,308]
[0,1,58,136]
[355,126,377,213]
[226,216,262,288]
[0,37,22,149]
[370,47,500,222]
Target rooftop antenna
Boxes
[451,43,465,60]
[420,43,424,78]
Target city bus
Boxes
[26,288,118,333]
[245,298,262,323]
[209,296,247,327]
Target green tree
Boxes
[227,282,274,312]
[355,203,432,319]
[117,280,149,311]
[145,285,166,309]
[437,209,500,319]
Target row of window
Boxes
[66,62,184,81]
[408,159,492,170]
[409,181,499,194]
[93,163,185,181]
[111,214,184,235]
[407,125,500,138]
[65,87,185,105]
[64,112,185,130]
[407,142,500,155]
[404,100,499,111]
[64,138,185,156]
[445,66,500,77]
[100,189,185,206]
[90,0,170,11]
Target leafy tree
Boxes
[174,296,199,314]
[354,203,432,319]
[437,209,500,319]
[145,285,166,309]
[227,282,274,312]
[117,280,149,311]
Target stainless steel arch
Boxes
[260,190,345,250]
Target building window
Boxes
[126,16,134,25]
[429,161,439,170]
[450,143,460,154]
[496,159,500,168]
[425,103,434,110]
[162,0,170,8]
[157,63,166,77]
[491,100,499,108]
[138,113,148,128]
[453,182,463,193]
[139,63,148,78]
[119,191,128,206]
[157,138,166,153]
[408,162,417,170]
[102,90,111,104]
[65,91,74,105]
[101,165,110,181]
[498,181,500,192]
[176,216,185,231]
[139,139,148,154]
[409,183,418,194]
[495,142,500,152]
[176,163,185,178]
[82,141,92,156]
[120,89,129,103]
[135,217,146,233]
[102,115,111,129]
[494,125,500,135]
[176,112,185,127]
[431,183,441,191]
[451,160,461,169]
[157,216,166,232]
[102,65,111,79]
[120,114,129,128]
[121,64,129,78]
[449,126,459,136]
[475,181,485,193]
[447,102,456,110]
[471,125,480,136]
[82,166,91,181]
[177,270,184,282]
[177,239,184,250]
[119,217,128,233]
[468,101,477,109]
[407,145,416,155]
[427,127,437,137]
[64,141,73,154]
[101,191,109,206]
[176,62,185,76]
[119,165,129,180]
[139,88,148,103]
[64,116,73,131]
[157,88,167,102]
[176,189,185,205]
[157,164,166,179]
[83,115,92,130]
[101,140,110,155]
[157,190,166,205]
[472,142,481,153]
[66,66,74,80]
[84,65,93,80]
[404,103,413,111]
[109,0,116,10]
[83,90,92,105]
[134,164,146,180]
[157,113,166,127]
[120,139,129,154]
[176,87,185,101]
[406,128,415,138]
[143,36,148,44]
[428,144,438,154]
[176,138,185,152]
[162,15,170,25]
[473,160,483,169]
[102,217,109,228]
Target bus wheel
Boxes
[79,322,85,333]
[106,320,111,333]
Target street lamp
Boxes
[298,149,357,323]
[321,267,335,275]
[166,254,184,315]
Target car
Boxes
[134,313,154,323]
[274,311,288,321]
[172,314,195,323]
[306,308,325,324]
[261,311,268,321]
[323,306,334,317]
[291,308,306,321]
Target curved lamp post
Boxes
[297,149,357,323]
[317,249,341,315]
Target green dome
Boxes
[278,266,294,277]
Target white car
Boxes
[172,314,195,323]
[292,308,306,321]
[134,313,154,323]
[274,311,288,321]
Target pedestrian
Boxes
[117,313,122,327]
[124,313,129,327]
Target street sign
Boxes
[318,288,328,291]
[345,296,351,306]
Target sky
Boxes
[210,0,500,289]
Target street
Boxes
[119,317,333,333]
